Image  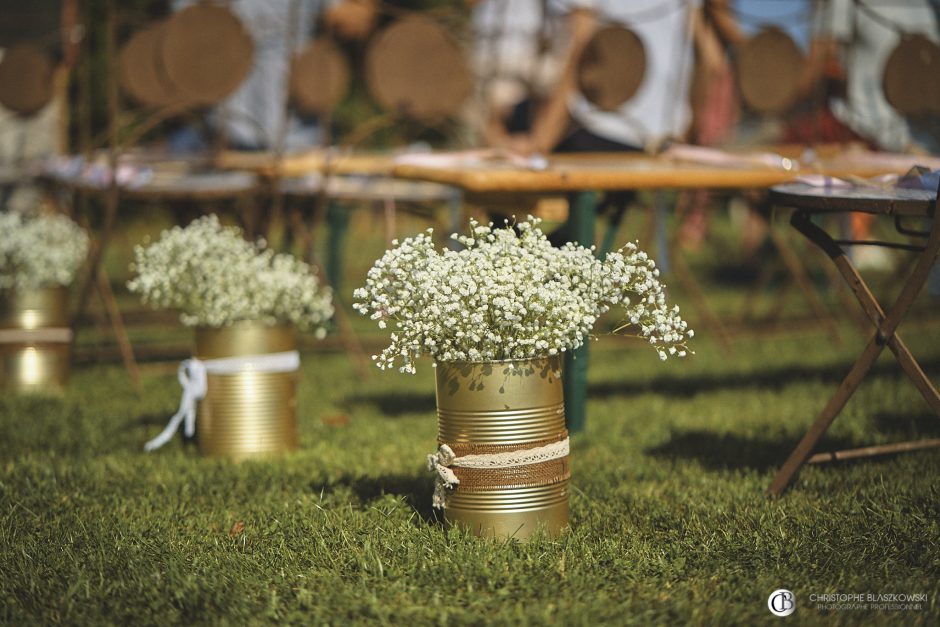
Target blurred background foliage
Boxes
[0,0,472,154]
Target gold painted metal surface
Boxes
[0,287,70,393]
[435,357,569,539]
[2,287,69,329]
[194,323,298,460]
[445,482,569,540]
[435,358,565,443]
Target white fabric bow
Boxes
[144,351,300,452]
[427,444,460,509]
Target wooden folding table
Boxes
[767,181,940,495]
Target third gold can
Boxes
[435,356,569,540]
[0,287,71,393]
[194,322,298,460]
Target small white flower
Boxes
[353,216,693,373]
[0,212,89,290]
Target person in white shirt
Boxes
[807,0,939,269]
[502,0,704,155]
[170,0,376,152]
[470,0,562,146]
[811,0,939,153]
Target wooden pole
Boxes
[72,0,142,389]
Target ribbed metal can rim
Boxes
[447,481,569,512]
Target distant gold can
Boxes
[0,287,71,393]
[435,357,569,540]
[194,323,298,459]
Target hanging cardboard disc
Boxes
[160,3,254,105]
[736,27,803,114]
[0,44,54,116]
[577,25,646,111]
[290,38,350,115]
[119,22,189,110]
[365,15,472,122]
[883,34,940,117]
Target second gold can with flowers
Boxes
[434,356,569,540]
[195,323,298,459]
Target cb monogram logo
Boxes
[768,589,796,617]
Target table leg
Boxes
[793,212,940,414]
[654,191,671,274]
[768,331,891,496]
[382,196,396,245]
[768,210,940,496]
[326,201,349,296]
[73,184,143,386]
[95,268,141,391]
[564,191,596,433]
[447,189,463,251]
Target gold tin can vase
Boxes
[435,356,569,540]
[194,323,298,459]
[0,287,71,393]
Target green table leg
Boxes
[326,201,349,296]
[564,191,597,433]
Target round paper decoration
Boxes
[0,44,54,115]
[119,22,187,110]
[365,15,472,122]
[736,27,804,114]
[577,25,646,111]
[883,34,940,116]
[160,3,254,105]
[290,38,350,115]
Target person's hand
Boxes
[324,0,378,41]
[502,133,539,156]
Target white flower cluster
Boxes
[127,215,333,335]
[0,211,89,291]
[353,217,692,373]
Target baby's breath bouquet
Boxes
[354,216,692,373]
[0,211,89,291]
[128,215,333,335]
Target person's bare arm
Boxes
[706,0,745,49]
[506,7,597,154]
[692,5,724,79]
[324,0,378,41]
[797,35,839,97]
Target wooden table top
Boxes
[279,173,455,203]
[769,182,937,217]
[40,169,259,201]
[390,145,940,194]
[215,149,398,177]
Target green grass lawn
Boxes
[2,208,939,624]
[4,328,939,625]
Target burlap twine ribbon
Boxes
[427,432,570,509]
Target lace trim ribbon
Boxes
[426,438,570,509]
